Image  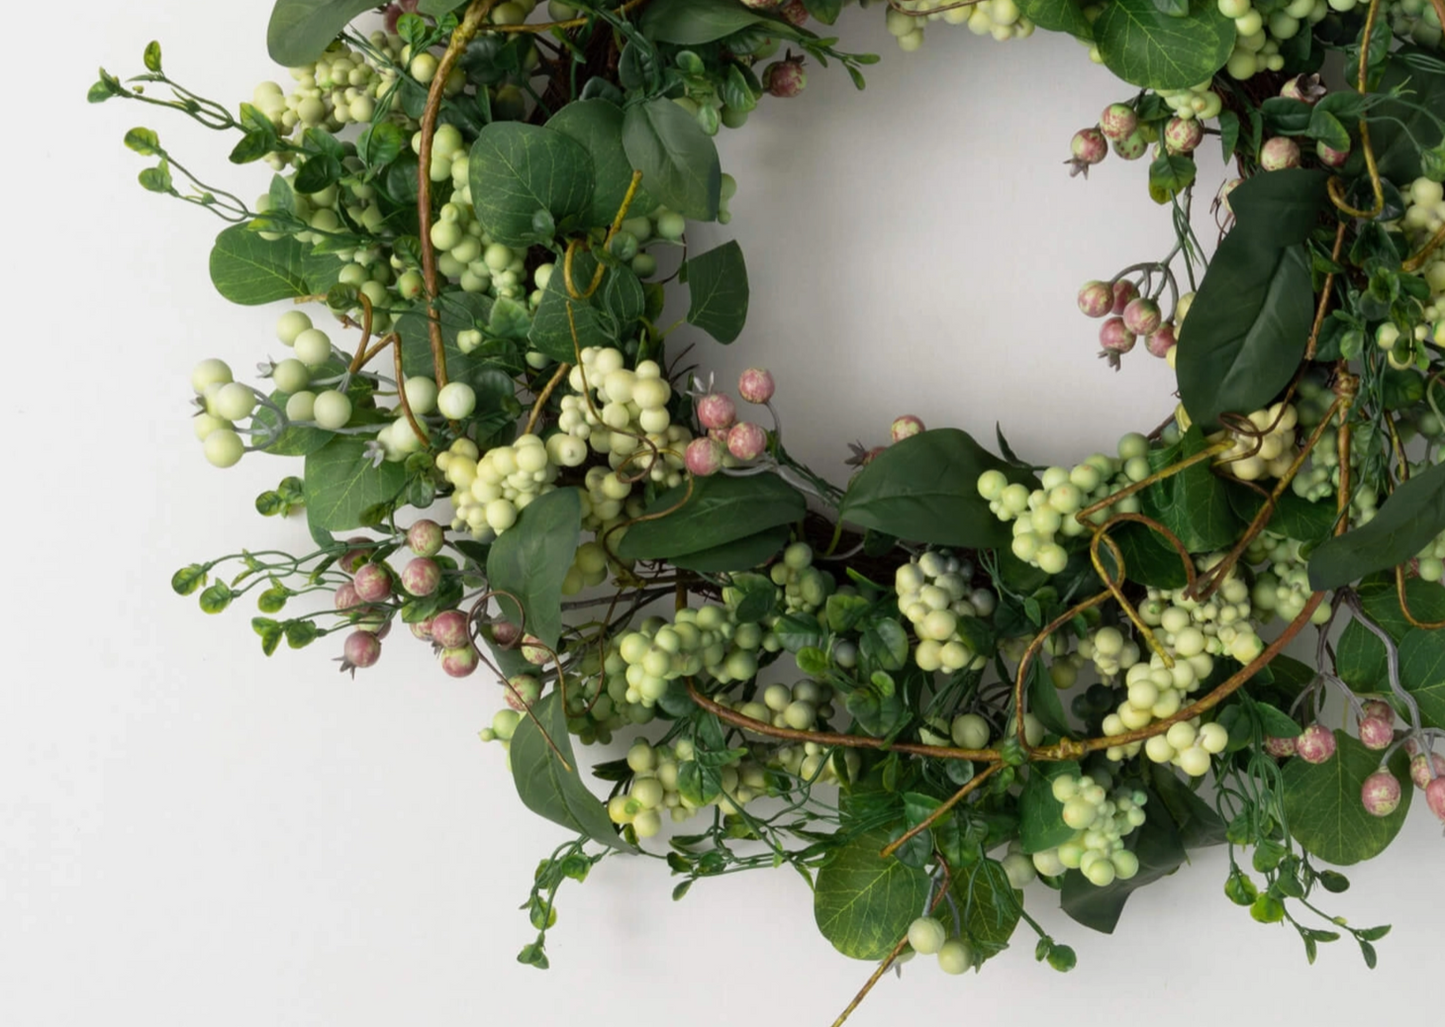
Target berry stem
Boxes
[878,763,1002,859]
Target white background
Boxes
[6,2,1440,1025]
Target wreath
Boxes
[92,0,1445,1017]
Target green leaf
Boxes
[301,436,407,533]
[1281,733,1412,865]
[266,0,378,67]
[1019,762,1080,854]
[546,99,656,227]
[526,250,614,363]
[1147,763,1228,848]
[355,121,404,169]
[813,830,932,960]
[1395,627,1445,729]
[468,122,595,247]
[682,241,749,343]
[1226,168,1331,244]
[124,127,161,156]
[617,473,805,561]
[486,488,582,650]
[1175,240,1314,431]
[1308,462,1445,590]
[1228,485,1338,546]
[1361,47,1445,185]
[1139,426,1242,552]
[839,429,1037,549]
[950,859,1022,959]
[1092,0,1235,90]
[1028,659,1071,738]
[1333,576,1445,690]
[640,0,767,44]
[1016,0,1093,38]
[510,691,637,852]
[1147,153,1196,205]
[670,524,789,573]
[172,564,209,596]
[1060,800,1187,933]
[1218,110,1241,162]
[1104,520,1190,588]
[622,98,721,221]
[394,292,500,382]
[199,582,234,614]
[209,224,330,306]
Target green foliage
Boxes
[468,122,596,247]
[640,0,769,44]
[669,525,789,573]
[951,859,1021,959]
[208,224,334,306]
[682,241,749,343]
[813,831,932,960]
[1016,0,1093,38]
[266,0,379,67]
[1139,426,1242,552]
[510,691,637,852]
[1281,734,1412,865]
[1309,462,1445,590]
[840,429,1037,549]
[622,98,722,221]
[1395,627,1445,729]
[1060,801,1187,933]
[617,473,805,562]
[1092,0,1235,90]
[1363,47,1445,185]
[302,437,407,533]
[547,100,657,226]
[486,488,582,650]
[1334,576,1445,690]
[1018,761,1079,854]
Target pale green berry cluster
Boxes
[1030,773,1147,886]
[723,679,835,736]
[561,541,613,596]
[1099,648,1217,762]
[190,358,252,468]
[978,433,1152,574]
[1077,624,1143,680]
[905,916,977,975]
[1247,532,1336,624]
[894,551,995,673]
[1138,556,1265,664]
[1291,425,1380,524]
[1141,718,1229,777]
[1387,0,1444,46]
[766,541,837,616]
[435,435,560,540]
[1401,179,1445,330]
[615,605,767,708]
[1215,0,1326,79]
[1211,403,1299,482]
[251,35,412,150]
[429,131,533,298]
[1156,82,1224,121]
[610,738,767,833]
[883,0,1034,52]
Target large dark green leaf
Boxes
[640,0,768,44]
[1396,627,1445,729]
[527,249,615,362]
[1140,425,1242,552]
[1092,0,1235,90]
[209,224,334,306]
[1104,520,1190,588]
[1361,48,1445,185]
[618,473,804,561]
[622,98,721,221]
[302,436,407,533]
[950,858,1021,959]
[546,99,656,227]
[813,830,932,960]
[394,291,499,382]
[1060,801,1187,933]
[1016,0,1092,38]
[1309,463,1445,590]
[1176,241,1313,431]
[267,0,376,67]
[510,691,636,852]
[467,122,595,247]
[1228,486,1338,546]
[1226,168,1331,244]
[486,488,582,650]
[1281,733,1412,865]
[839,429,1037,549]
[1147,763,1228,849]
[670,525,789,573]
[683,241,749,343]
[1019,762,1079,854]
[1332,576,1445,690]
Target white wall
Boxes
[6,3,1438,1025]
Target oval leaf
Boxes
[814,830,932,960]
[1395,627,1445,730]
[670,524,789,573]
[1281,733,1412,865]
[267,0,378,67]
[683,241,749,343]
[618,473,804,561]
[640,0,767,44]
[1093,0,1235,90]
[468,122,596,247]
[486,488,582,650]
[302,436,408,533]
[622,98,721,221]
[1308,462,1445,590]
[547,99,657,226]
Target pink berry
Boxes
[407,519,444,557]
[695,393,736,431]
[1112,130,1147,161]
[338,537,372,574]
[763,57,806,98]
[410,619,434,641]
[343,630,381,670]
[1361,769,1402,817]
[1264,736,1297,759]
[1261,137,1301,171]
[1071,127,1108,164]
[431,609,470,650]
[1077,280,1114,318]
[1146,324,1176,359]
[1410,752,1445,790]
[1361,700,1392,722]
[1111,280,1139,316]
[778,0,808,24]
[1427,776,1445,823]
[890,415,925,443]
[334,583,360,611]
[685,436,725,477]
[737,367,775,404]
[1316,140,1350,168]
[522,634,551,665]
[1357,717,1394,750]
[402,558,441,597]
[1296,724,1337,764]
[727,421,768,461]
[504,674,542,711]
[492,620,521,647]
[440,646,478,678]
[1099,317,1137,354]
[352,562,392,603]
[1280,74,1325,105]
[1164,117,1203,155]
[1099,103,1138,141]
[1122,298,1163,336]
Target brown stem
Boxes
[391,333,428,445]
[878,763,1002,859]
[1305,221,1349,362]
[523,361,571,436]
[1396,565,1445,629]
[468,588,572,771]
[1403,223,1445,274]
[1328,0,1384,218]
[347,291,375,374]
[685,680,998,762]
[1088,527,1173,666]
[1011,590,1115,759]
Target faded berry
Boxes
[1111,280,1139,315]
[1146,324,1177,359]
[696,393,736,430]
[1077,280,1114,318]
[738,367,775,404]
[343,630,381,670]
[1359,718,1394,751]
[339,537,372,574]
[1264,735,1297,759]
[353,562,392,603]
[431,609,470,650]
[778,0,808,24]
[522,634,551,665]
[410,619,434,641]
[505,673,542,711]
[1361,769,1402,817]
[1122,297,1163,336]
[1296,724,1336,764]
[407,519,444,557]
[1112,130,1147,161]
[1411,751,1445,789]
[492,620,522,647]
[402,558,442,597]
[1071,127,1108,164]
[1428,776,1445,822]
[728,421,768,461]
[1164,117,1203,155]
[891,415,925,442]
[1261,137,1301,171]
[334,583,360,611]
[685,436,725,477]
[440,646,479,678]
[1099,317,1137,353]
[1099,103,1138,141]
[1316,140,1350,168]
[763,57,806,98]
[1280,74,1326,105]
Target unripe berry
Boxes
[728,422,768,461]
[1411,751,1445,789]
[1264,735,1297,759]
[696,392,736,430]
[1077,280,1113,318]
[504,674,542,711]
[1361,769,1402,817]
[440,645,479,678]
[1112,129,1147,161]
[1122,297,1163,336]
[1111,279,1139,315]
[343,630,381,669]
[407,519,445,557]
[907,916,947,955]
[431,609,470,650]
[202,429,245,468]
[763,58,806,98]
[738,367,775,403]
[936,938,973,975]
[778,0,808,25]
[402,558,441,597]
[353,562,392,603]
[521,634,550,665]
[685,436,725,477]
[1164,117,1203,155]
[1071,127,1108,164]
[1260,137,1301,171]
[1296,724,1336,764]
[1146,324,1177,359]
[1099,317,1137,354]
[436,381,477,419]
[1316,140,1350,168]
[1427,776,1445,823]
[1099,103,1138,141]
[891,415,925,442]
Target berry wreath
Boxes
[90,0,1445,1019]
